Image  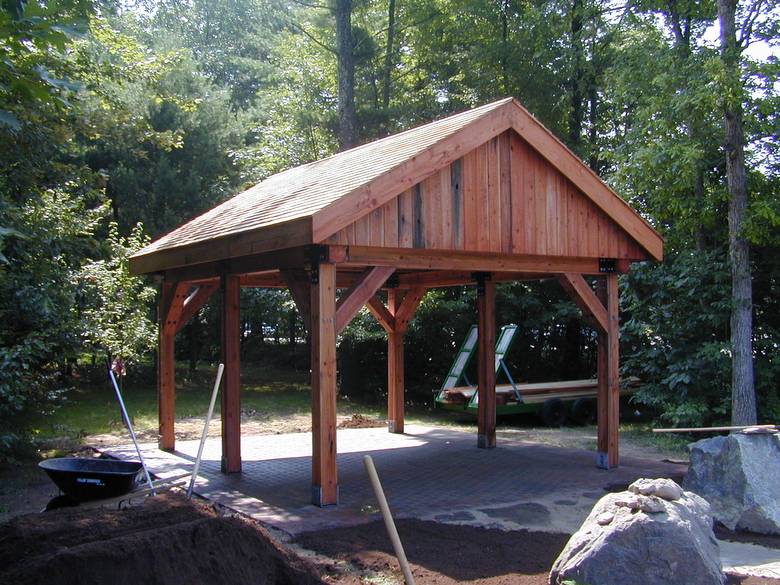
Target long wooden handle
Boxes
[363,455,415,585]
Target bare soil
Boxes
[294,519,780,585]
[0,492,325,585]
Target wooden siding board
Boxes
[451,159,463,249]
[499,131,513,254]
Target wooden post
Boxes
[220,274,241,474]
[158,282,176,451]
[596,274,620,469]
[310,261,338,506]
[387,289,404,434]
[476,274,496,449]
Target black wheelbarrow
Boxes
[39,457,144,509]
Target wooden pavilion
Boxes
[129,97,663,507]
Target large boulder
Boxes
[549,478,724,585]
[684,431,780,535]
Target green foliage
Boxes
[80,222,157,366]
[0,185,107,459]
[621,252,733,426]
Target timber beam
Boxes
[557,274,608,334]
[335,267,395,333]
[337,246,627,275]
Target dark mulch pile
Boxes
[296,518,570,584]
[0,492,324,585]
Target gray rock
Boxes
[629,477,684,501]
[684,433,780,535]
[549,480,724,585]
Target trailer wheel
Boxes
[571,397,597,425]
[541,398,567,427]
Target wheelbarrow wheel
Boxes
[541,398,567,427]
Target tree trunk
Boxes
[335,0,357,149]
[381,0,396,113]
[718,0,756,425]
[569,0,584,151]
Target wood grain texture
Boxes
[366,296,395,333]
[158,282,176,451]
[310,262,338,505]
[327,131,649,262]
[596,275,620,469]
[132,99,662,276]
[477,278,497,448]
[558,274,608,334]
[220,274,242,473]
[335,266,395,333]
[175,284,217,334]
[387,289,404,434]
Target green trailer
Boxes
[434,324,636,425]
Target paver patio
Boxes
[105,424,685,536]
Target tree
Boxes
[80,222,157,371]
[335,0,357,148]
[718,0,756,425]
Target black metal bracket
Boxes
[599,258,617,273]
[472,272,491,296]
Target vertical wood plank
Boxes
[525,143,538,253]
[476,145,490,252]
[383,197,399,248]
[439,166,453,249]
[398,188,414,248]
[510,133,525,254]
[499,131,512,254]
[310,262,338,505]
[158,282,175,451]
[451,159,463,249]
[422,172,441,248]
[535,154,548,255]
[477,277,497,448]
[387,288,405,434]
[368,207,384,247]
[413,183,424,248]
[463,151,478,249]
[487,137,502,252]
[220,274,241,473]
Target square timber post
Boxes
[596,273,620,469]
[476,273,496,449]
[310,260,338,506]
[220,274,242,473]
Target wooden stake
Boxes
[363,455,416,585]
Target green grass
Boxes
[29,361,686,463]
[30,363,324,441]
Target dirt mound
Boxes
[296,518,571,584]
[0,492,324,585]
[337,414,386,429]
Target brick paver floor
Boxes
[105,425,686,536]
